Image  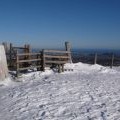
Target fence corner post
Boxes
[42,49,45,72]
[65,42,72,63]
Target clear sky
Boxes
[0,0,120,49]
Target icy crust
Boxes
[0,62,120,120]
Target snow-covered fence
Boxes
[9,43,31,68]
[42,49,70,72]
[0,45,8,81]
[16,52,42,77]
[4,42,71,77]
[15,48,70,76]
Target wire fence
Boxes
[71,50,120,67]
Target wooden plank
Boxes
[37,52,41,71]
[17,53,41,56]
[18,65,42,70]
[44,55,69,59]
[44,49,71,54]
[18,59,42,63]
[45,60,68,64]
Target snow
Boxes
[0,62,120,120]
[0,45,8,81]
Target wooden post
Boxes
[58,64,61,73]
[27,44,31,66]
[65,42,72,63]
[24,44,30,67]
[111,53,114,69]
[94,53,97,64]
[62,64,64,72]
[37,53,39,71]
[16,50,19,77]
[24,44,27,59]
[37,52,41,71]
[42,49,45,71]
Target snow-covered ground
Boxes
[0,62,120,120]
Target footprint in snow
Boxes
[41,111,46,116]
[101,111,106,120]
[39,104,44,109]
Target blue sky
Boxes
[0,0,120,49]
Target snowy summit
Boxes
[0,62,120,120]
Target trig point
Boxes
[0,45,8,81]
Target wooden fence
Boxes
[42,49,70,73]
[3,42,71,77]
[2,42,120,76]
[16,52,42,77]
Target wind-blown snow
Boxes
[0,62,120,120]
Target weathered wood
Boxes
[58,65,61,73]
[65,42,72,63]
[16,50,19,77]
[23,44,31,67]
[43,43,72,72]
[45,60,68,64]
[44,49,70,54]
[27,44,31,61]
[17,53,41,56]
[44,55,69,59]
[17,59,41,63]
[37,52,41,71]
[7,42,72,75]
[42,49,45,71]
